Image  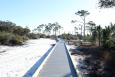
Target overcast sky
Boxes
[0,0,115,33]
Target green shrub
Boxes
[27,33,40,39]
[39,34,47,38]
[0,32,27,45]
[0,32,13,45]
[21,35,29,41]
[58,33,78,40]
[11,35,23,45]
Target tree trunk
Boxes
[83,16,86,40]
[99,30,101,47]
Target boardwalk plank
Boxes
[38,41,77,77]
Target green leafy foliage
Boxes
[27,33,40,39]
[0,20,31,45]
[87,23,115,50]
[0,32,25,45]
[102,24,115,49]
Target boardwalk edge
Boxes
[23,42,58,77]
[64,43,82,77]
[33,42,58,77]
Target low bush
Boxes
[0,32,27,45]
[27,33,40,39]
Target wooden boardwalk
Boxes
[38,41,77,77]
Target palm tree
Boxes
[75,10,90,38]
[102,24,115,48]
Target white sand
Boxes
[0,38,56,77]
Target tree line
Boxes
[88,22,115,49]
[0,20,30,36]
[0,20,62,45]
[71,9,115,50]
[33,22,62,36]
[0,20,31,45]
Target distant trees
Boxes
[74,26,78,35]
[0,20,60,45]
[52,22,62,36]
[44,23,52,35]
[34,22,62,36]
[87,21,96,35]
[75,10,90,37]
[87,21,97,43]
[36,24,45,33]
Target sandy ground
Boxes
[0,38,56,77]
